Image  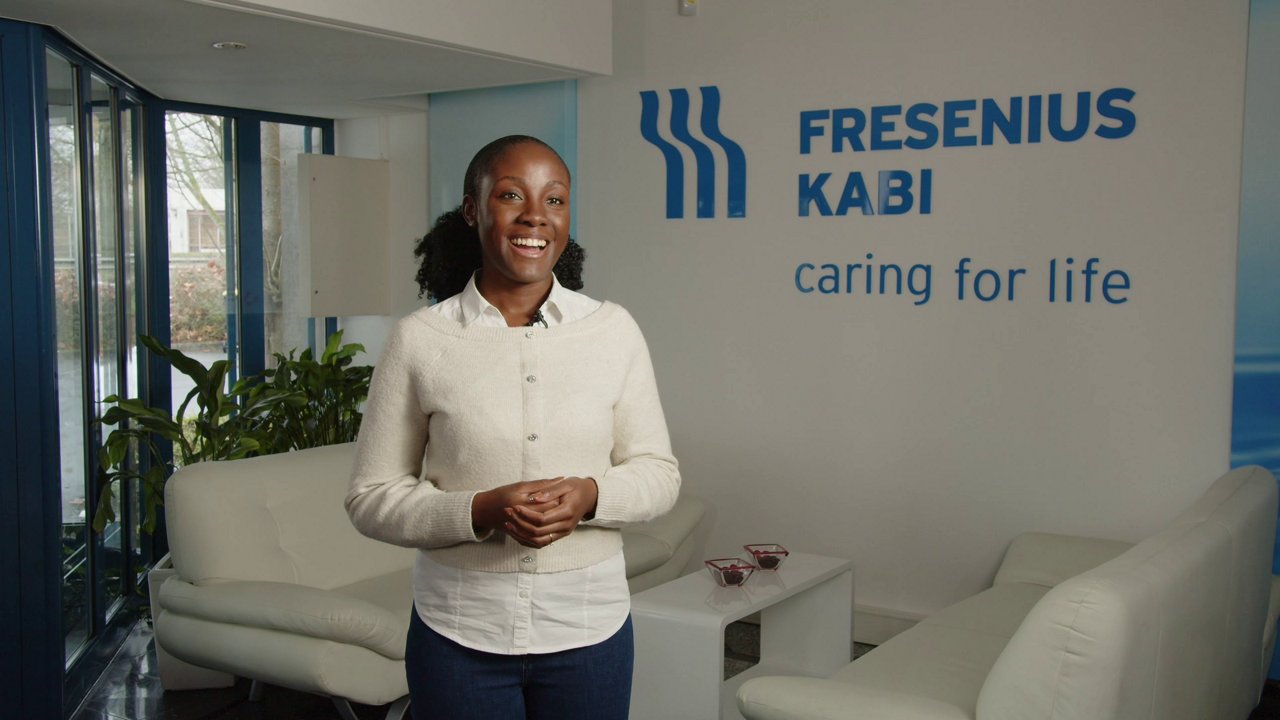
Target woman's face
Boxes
[464,142,571,293]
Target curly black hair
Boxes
[414,135,585,302]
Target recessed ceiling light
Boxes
[212,41,248,50]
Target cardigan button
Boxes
[525,330,535,339]
[521,556,533,564]
[526,375,537,383]
[527,433,539,442]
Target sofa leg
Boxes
[332,698,361,720]
[329,694,409,720]
[384,695,411,720]
[248,679,265,702]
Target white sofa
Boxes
[153,442,705,719]
[738,465,1280,720]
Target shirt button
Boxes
[525,330,535,339]
[527,433,538,442]
[521,556,533,564]
[519,591,530,599]
[526,375,537,383]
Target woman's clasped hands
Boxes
[472,477,598,549]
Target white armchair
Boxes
[154,442,705,719]
[156,443,414,720]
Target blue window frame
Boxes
[1,19,66,720]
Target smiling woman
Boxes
[462,140,571,325]
[413,138,585,305]
[348,135,681,720]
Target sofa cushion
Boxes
[165,443,416,590]
[336,568,415,627]
[154,611,409,705]
[828,582,1051,715]
[993,532,1133,589]
[159,573,410,659]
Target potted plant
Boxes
[93,330,370,533]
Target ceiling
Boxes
[0,0,588,119]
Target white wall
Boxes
[334,112,430,364]
[578,0,1249,633]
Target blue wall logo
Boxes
[639,86,747,219]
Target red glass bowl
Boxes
[744,544,790,570]
[705,557,756,587]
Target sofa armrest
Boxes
[158,576,406,659]
[737,677,972,720]
[1264,574,1280,689]
[993,532,1133,589]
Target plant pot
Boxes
[148,553,235,690]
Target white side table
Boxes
[629,552,854,720]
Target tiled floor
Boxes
[69,620,388,720]
[70,619,1280,720]
[69,619,863,720]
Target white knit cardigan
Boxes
[346,302,681,574]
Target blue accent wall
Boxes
[427,81,578,235]
[1232,0,1280,678]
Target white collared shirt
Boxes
[431,271,604,329]
[420,273,629,654]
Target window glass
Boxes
[120,96,145,583]
[47,49,90,663]
[166,111,232,421]
[89,74,126,613]
[262,123,320,364]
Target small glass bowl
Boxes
[705,558,756,587]
[744,544,790,570]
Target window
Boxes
[46,48,149,667]
[46,48,91,662]
[166,111,233,409]
[39,30,332,680]
[262,122,324,364]
[185,209,226,252]
[161,109,328,403]
[1,19,334,714]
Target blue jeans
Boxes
[404,609,634,720]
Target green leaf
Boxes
[114,398,170,418]
[144,465,166,492]
[141,469,165,534]
[329,343,365,364]
[92,481,117,533]
[143,336,210,387]
[226,437,261,459]
[105,437,128,469]
[320,329,344,363]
